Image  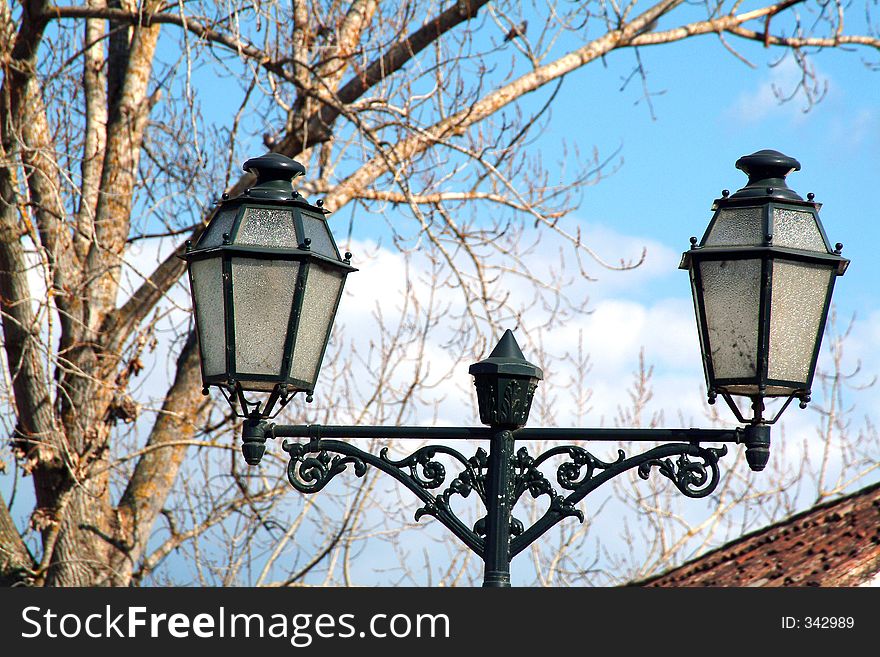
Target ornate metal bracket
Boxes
[279,430,729,561]
[282,439,486,555]
[509,441,727,557]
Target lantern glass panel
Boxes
[231,257,301,377]
[698,258,762,380]
[768,259,833,383]
[703,207,763,247]
[234,207,298,248]
[300,209,339,259]
[289,263,345,385]
[190,256,227,377]
[772,208,827,252]
[197,208,239,249]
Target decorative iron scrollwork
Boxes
[380,445,489,525]
[282,436,730,560]
[637,445,727,498]
[379,446,448,490]
[509,441,730,557]
[512,446,585,524]
[282,439,486,556]
[284,442,367,494]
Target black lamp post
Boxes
[185,150,846,587]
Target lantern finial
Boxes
[242,152,306,201]
[731,149,802,201]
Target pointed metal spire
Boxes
[468,329,543,380]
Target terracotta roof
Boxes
[636,481,880,587]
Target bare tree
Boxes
[0,0,877,586]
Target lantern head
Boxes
[185,153,356,418]
[680,150,848,425]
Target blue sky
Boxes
[558,37,879,314]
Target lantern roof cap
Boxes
[469,329,543,379]
[729,149,803,202]
[242,152,306,201]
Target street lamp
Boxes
[186,150,847,587]
[184,153,356,465]
[680,149,848,469]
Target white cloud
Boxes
[725,56,822,125]
[337,224,880,498]
[573,223,683,297]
